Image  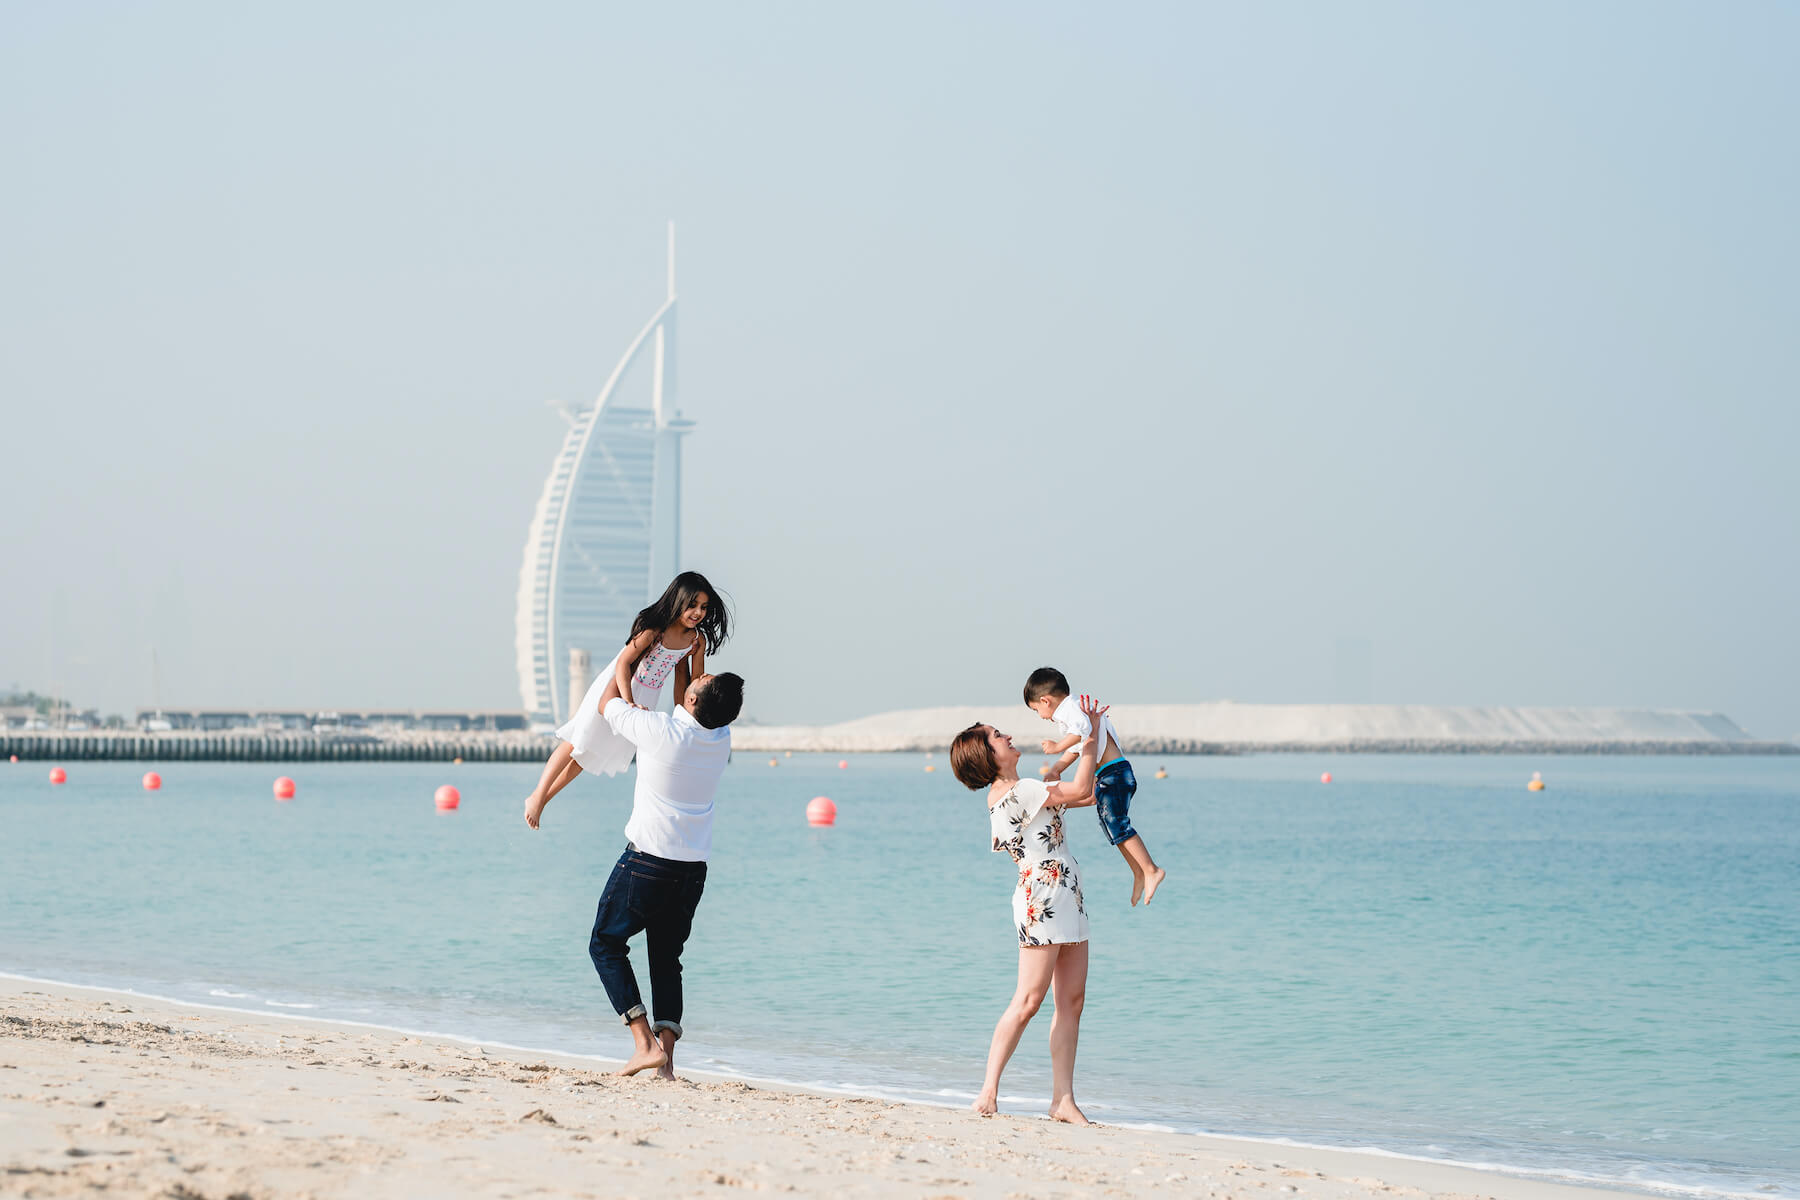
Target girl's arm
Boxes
[673,633,704,705]
[1045,696,1108,808]
[611,629,658,710]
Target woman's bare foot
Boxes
[971,1091,998,1116]
[613,1045,668,1077]
[1050,1096,1090,1125]
[1141,866,1166,905]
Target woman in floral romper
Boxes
[950,695,1108,1125]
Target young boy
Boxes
[1025,667,1166,906]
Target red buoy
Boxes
[142,772,162,791]
[1321,772,1333,784]
[273,776,296,800]
[8,754,17,763]
[49,767,67,784]
[837,759,848,769]
[435,784,460,811]
[806,795,837,826]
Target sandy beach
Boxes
[0,977,1649,1200]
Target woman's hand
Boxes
[1077,694,1108,738]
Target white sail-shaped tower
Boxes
[514,226,693,724]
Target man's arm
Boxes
[604,696,675,749]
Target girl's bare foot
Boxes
[613,1045,668,1077]
[971,1091,998,1116]
[1141,866,1166,905]
[524,793,548,829]
[1049,1096,1090,1125]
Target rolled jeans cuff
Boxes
[650,1019,684,1041]
[620,1003,647,1025]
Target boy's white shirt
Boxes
[1052,693,1122,763]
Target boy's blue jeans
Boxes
[1094,758,1138,845]
[588,845,707,1037]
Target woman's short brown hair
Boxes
[950,724,998,790]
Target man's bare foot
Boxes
[654,1061,678,1081]
[971,1091,998,1116]
[1050,1096,1090,1125]
[1130,871,1145,907]
[1142,866,1166,905]
[524,793,547,829]
[613,1045,668,1077]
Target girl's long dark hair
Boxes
[625,572,731,668]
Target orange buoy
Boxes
[1321,772,1333,784]
[142,772,162,791]
[924,764,936,773]
[1528,771,1546,791]
[1154,767,1168,779]
[49,767,67,784]
[273,776,296,800]
[806,795,837,826]
[452,756,463,765]
[435,785,460,811]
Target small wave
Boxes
[208,989,253,999]
[263,1000,317,1009]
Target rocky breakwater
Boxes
[732,703,1799,755]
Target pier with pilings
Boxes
[0,732,554,763]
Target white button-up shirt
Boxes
[1053,693,1123,764]
[603,698,733,862]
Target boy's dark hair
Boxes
[691,672,745,730]
[950,724,998,790]
[628,571,732,668]
[1023,667,1071,706]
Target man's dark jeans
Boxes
[588,845,707,1033]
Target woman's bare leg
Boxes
[524,741,576,828]
[973,945,1059,1115]
[1048,940,1090,1125]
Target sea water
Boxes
[2,753,1795,1197]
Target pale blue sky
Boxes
[3,2,1796,735]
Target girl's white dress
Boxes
[989,778,1088,947]
[556,634,697,775]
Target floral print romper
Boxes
[989,778,1088,947]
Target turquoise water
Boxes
[3,754,1796,1197]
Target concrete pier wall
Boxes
[0,733,554,763]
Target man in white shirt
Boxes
[584,670,744,1079]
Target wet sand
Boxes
[1,977,1642,1200]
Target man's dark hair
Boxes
[1023,667,1070,706]
[691,672,745,729]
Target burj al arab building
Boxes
[514,226,693,725]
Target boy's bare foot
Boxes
[1142,866,1166,905]
[524,793,548,829]
[613,1045,668,1077]
[1130,871,1145,907]
[1049,1096,1090,1125]
[972,1091,998,1116]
